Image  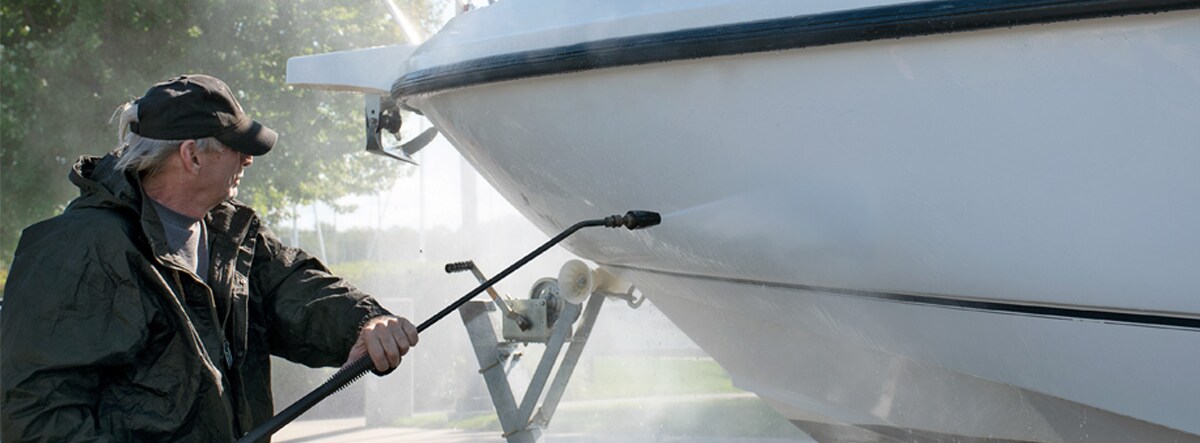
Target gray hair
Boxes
[110,101,221,177]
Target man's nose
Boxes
[242,153,253,167]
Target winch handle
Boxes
[237,211,660,443]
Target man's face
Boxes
[198,144,252,205]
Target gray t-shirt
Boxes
[149,199,209,283]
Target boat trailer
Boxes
[449,259,644,443]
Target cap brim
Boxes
[217,119,277,156]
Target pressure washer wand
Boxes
[237,211,660,443]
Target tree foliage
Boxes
[1,0,440,265]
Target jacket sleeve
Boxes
[1,219,147,443]
[250,224,391,367]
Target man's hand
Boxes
[345,315,419,373]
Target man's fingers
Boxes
[365,326,389,372]
[390,319,415,356]
[401,319,419,348]
[355,316,420,372]
[375,333,401,370]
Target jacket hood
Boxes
[68,154,143,216]
[68,153,177,265]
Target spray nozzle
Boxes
[604,210,662,230]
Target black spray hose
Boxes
[237,210,661,443]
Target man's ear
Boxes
[179,140,202,174]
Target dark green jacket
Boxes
[1,154,389,442]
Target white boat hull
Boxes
[396,3,1200,441]
[629,269,1198,441]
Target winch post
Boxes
[459,291,608,442]
[459,302,538,443]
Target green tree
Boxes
[1,0,439,266]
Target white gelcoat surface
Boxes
[413,11,1200,314]
[394,2,1200,440]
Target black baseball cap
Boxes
[131,74,277,155]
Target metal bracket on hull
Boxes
[283,44,439,165]
[364,95,438,164]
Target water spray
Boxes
[237,210,661,443]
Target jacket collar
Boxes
[69,154,259,268]
[206,199,258,248]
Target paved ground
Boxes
[276,418,503,443]
[275,417,815,443]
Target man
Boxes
[0,75,418,441]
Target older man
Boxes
[1,75,417,442]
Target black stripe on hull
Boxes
[791,419,1200,442]
[394,0,1200,98]
[792,419,1029,443]
[601,263,1200,331]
